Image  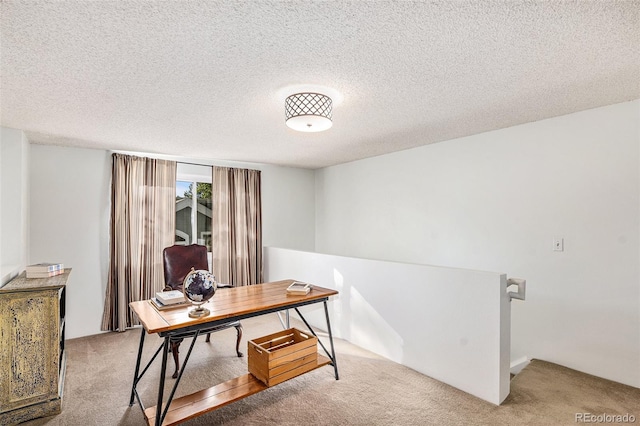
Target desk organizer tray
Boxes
[248,328,319,387]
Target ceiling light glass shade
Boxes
[285,93,333,132]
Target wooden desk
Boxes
[129,280,339,426]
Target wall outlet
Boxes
[553,237,564,252]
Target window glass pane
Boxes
[174,180,212,251]
[196,183,212,251]
[175,180,192,245]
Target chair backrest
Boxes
[163,244,209,290]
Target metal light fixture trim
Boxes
[285,92,333,132]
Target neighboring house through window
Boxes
[176,164,213,267]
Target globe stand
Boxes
[188,304,210,318]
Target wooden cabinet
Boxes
[0,270,70,425]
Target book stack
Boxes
[150,290,189,311]
[156,290,186,305]
[26,263,64,279]
[286,281,311,296]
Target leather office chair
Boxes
[163,244,243,378]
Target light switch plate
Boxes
[553,237,564,252]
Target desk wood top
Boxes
[129,280,338,334]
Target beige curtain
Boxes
[211,166,262,286]
[101,153,176,332]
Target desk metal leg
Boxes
[323,300,339,380]
[129,328,147,406]
[294,303,339,381]
[277,309,291,329]
[160,330,200,422]
[155,336,170,426]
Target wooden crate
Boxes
[248,328,319,387]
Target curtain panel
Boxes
[101,153,176,332]
[211,166,263,286]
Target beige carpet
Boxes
[21,314,639,426]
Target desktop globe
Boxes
[183,268,217,318]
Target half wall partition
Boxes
[264,247,514,405]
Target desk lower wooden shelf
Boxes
[144,354,331,426]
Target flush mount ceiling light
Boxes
[285,92,333,132]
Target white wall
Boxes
[0,127,29,286]
[261,164,315,251]
[315,100,640,388]
[29,146,316,338]
[29,145,111,339]
[265,247,511,405]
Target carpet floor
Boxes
[20,314,639,426]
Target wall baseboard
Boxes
[510,356,530,375]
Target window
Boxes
[175,180,212,250]
[175,163,262,284]
[175,163,213,256]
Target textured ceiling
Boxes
[1,1,639,169]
